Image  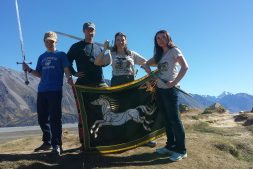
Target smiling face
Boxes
[44,39,56,52]
[115,34,127,50]
[155,32,169,48]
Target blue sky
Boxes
[1,0,253,96]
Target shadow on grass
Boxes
[0,148,173,169]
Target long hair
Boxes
[111,32,131,55]
[154,30,175,63]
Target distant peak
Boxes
[218,91,233,98]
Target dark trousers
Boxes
[37,91,62,147]
[157,87,186,154]
[111,75,134,86]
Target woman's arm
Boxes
[94,41,112,66]
[146,57,157,67]
[132,51,152,74]
[166,55,189,88]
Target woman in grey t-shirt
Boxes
[110,32,156,148]
[110,32,151,86]
[146,30,189,161]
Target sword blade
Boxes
[55,31,104,47]
[15,0,29,85]
[15,0,25,60]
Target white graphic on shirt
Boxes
[42,57,57,70]
[114,56,133,75]
[45,59,51,66]
[158,62,168,75]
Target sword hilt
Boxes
[17,61,32,85]
[24,74,29,85]
[16,61,32,64]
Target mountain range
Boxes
[190,92,253,112]
[0,66,252,127]
[0,66,78,127]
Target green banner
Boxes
[74,73,165,153]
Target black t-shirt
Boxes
[67,40,105,86]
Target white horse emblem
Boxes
[90,95,156,138]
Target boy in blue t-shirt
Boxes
[23,31,73,156]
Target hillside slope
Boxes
[0,66,78,127]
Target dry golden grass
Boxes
[0,110,253,169]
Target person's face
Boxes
[156,33,168,48]
[44,39,56,51]
[116,35,127,49]
[84,27,95,38]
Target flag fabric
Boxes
[73,73,165,153]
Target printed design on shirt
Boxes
[83,44,100,63]
[114,56,132,74]
[158,62,168,75]
[42,57,57,70]
[45,59,51,66]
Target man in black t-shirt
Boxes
[67,22,111,87]
[67,22,111,150]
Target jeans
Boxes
[157,87,186,154]
[37,91,62,147]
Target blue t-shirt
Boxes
[36,50,69,92]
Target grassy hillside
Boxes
[0,110,253,169]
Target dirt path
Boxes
[0,124,78,144]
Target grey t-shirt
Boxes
[157,47,183,89]
[111,51,146,76]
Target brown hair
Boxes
[111,32,131,55]
[154,30,175,63]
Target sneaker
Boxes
[51,145,62,156]
[155,147,175,155]
[168,152,187,161]
[34,142,51,152]
[145,141,157,148]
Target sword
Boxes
[55,31,104,47]
[151,71,192,97]
[15,0,31,85]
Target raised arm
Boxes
[94,40,112,66]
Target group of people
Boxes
[23,22,189,161]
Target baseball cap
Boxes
[44,31,57,42]
[83,22,96,30]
